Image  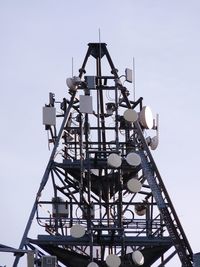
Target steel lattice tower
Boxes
[13,43,194,267]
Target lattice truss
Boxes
[13,43,193,267]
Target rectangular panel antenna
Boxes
[125,68,133,83]
[43,107,56,126]
[80,95,93,114]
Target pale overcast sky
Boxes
[0,1,200,266]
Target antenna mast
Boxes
[13,42,195,267]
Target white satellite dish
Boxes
[126,152,141,167]
[106,254,121,267]
[87,262,99,267]
[127,178,142,193]
[66,78,74,90]
[146,136,159,150]
[132,250,144,266]
[70,224,85,238]
[139,106,153,129]
[150,136,159,150]
[66,76,81,91]
[107,153,122,168]
[123,109,138,123]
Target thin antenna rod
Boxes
[98,28,101,44]
[72,57,74,77]
[133,57,136,101]
[98,28,102,60]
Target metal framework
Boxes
[13,43,193,267]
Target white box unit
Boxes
[43,106,56,126]
[79,95,93,114]
[41,256,57,267]
[52,197,68,218]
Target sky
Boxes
[0,0,200,266]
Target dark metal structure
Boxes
[13,43,194,266]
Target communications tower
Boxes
[13,43,196,267]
